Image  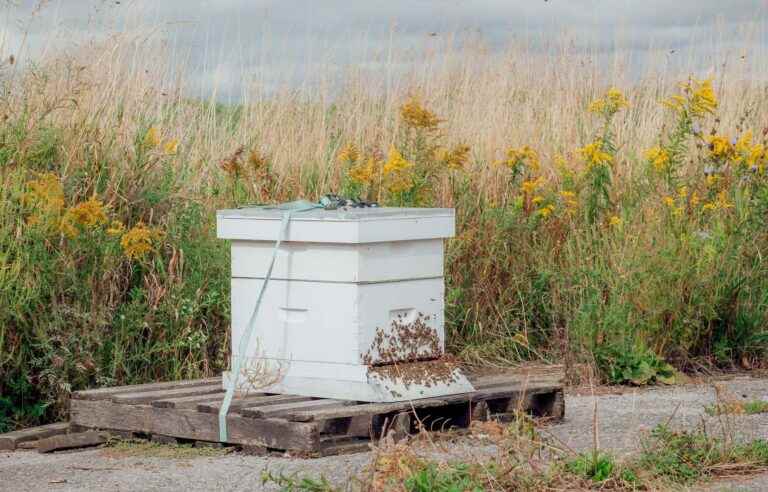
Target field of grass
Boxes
[2,28,768,430]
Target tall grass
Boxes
[1,28,768,429]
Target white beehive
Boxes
[216,206,475,402]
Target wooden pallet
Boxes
[69,366,564,456]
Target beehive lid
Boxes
[217,207,455,243]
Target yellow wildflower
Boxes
[382,146,412,176]
[121,223,160,260]
[163,138,179,155]
[677,186,689,199]
[23,172,65,218]
[337,143,360,164]
[691,192,700,207]
[662,95,687,113]
[532,195,545,205]
[107,220,125,236]
[537,204,555,218]
[348,156,377,185]
[588,87,629,115]
[663,196,676,208]
[609,215,622,226]
[144,126,161,148]
[587,99,606,114]
[400,96,440,131]
[560,190,578,215]
[386,171,413,194]
[577,141,612,169]
[498,145,539,172]
[687,78,718,117]
[702,203,717,212]
[747,143,766,170]
[706,175,721,187]
[707,135,734,160]
[437,144,471,170]
[715,190,733,209]
[60,197,107,238]
[644,146,670,172]
[521,176,545,194]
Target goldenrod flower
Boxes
[747,143,766,172]
[663,196,675,208]
[707,135,734,160]
[609,215,622,227]
[644,146,670,172]
[498,145,539,172]
[436,144,471,170]
[385,171,413,194]
[348,156,377,185]
[23,172,65,219]
[677,186,689,199]
[662,95,687,113]
[532,195,545,205]
[382,146,412,176]
[400,96,440,131]
[537,204,555,218]
[60,197,107,238]
[588,87,629,115]
[577,141,612,169]
[715,190,733,209]
[107,220,125,236]
[144,126,161,148]
[337,143,360,164]
[691,192,701,207]
[121,223,160,259]
[687,78,718,117]
[521,176,545,194]
[163,138,179,155]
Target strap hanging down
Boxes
[218,201,321,442]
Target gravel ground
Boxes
[4,377,768,491]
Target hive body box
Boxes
[216,207,474,402]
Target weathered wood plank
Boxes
[70,399,319,451]
[72,377,222,401]
[37,431,108,453]
[285,398,450,422]
[152,392,228,409]
[0,422,70,451]
[318,437,371,456]
[198,394,312,414]
[285,382,560,422]
[471,368,565,390]
[242,399,349,419]
[111,384,223,404]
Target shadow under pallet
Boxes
[68,366,565,456]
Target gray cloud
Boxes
[1,0,766,100]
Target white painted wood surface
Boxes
[218,206,475,402]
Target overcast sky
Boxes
[1,1,767,100]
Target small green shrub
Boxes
[260,471,335,492]
[404,463,485,492]
[595,345,676,385]
[565,452,616,482]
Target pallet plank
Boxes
[37,431,108,453]
[242,399,350,419]
[152,392,229,409]
[70,399,319,451]
[198,394,312,414]
[285,398,451,422]
[112,384,223,404]
[73,377,222,401]
[0,422,70,451]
